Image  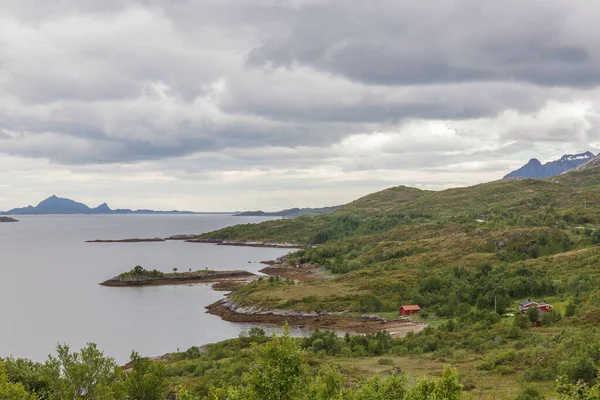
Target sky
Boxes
[1,0,600,212]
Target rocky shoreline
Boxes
[87,238,165,243]
[185,238,304,248]
[206,299,428,337]
[100,270,255,287]
[0,216,18,222]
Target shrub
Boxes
[516,387,545,400]
[523,366,552,382]
[559,355,596,384]
[565,301,577,317]
[340,347,353,358]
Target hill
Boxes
[1,195,198,215]
[236,205,342,218]
[503,151,594,180]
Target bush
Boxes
[565,301,577,317]
[559,355,596,384]
[523,366,553,382]
[516,387,545,400]
[358,295,383,312]
[340,347,353,358]
[514,314,530,329]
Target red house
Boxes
[538,304,553,312]
[399,305,421,316]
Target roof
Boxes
[519,300,537,307]
[399,305,421,311]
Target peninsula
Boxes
[100,266,254,287]
[0,216,18,222]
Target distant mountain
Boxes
[503,152,595,180]
[236,205,342,218]
[0,195,198,215]
[568,153,600,173]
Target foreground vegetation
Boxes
[5,319,600,399]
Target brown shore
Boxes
[207,262,427,337]
[100,270,255,287]
[206,299,427,337]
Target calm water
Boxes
[0,214,297,363]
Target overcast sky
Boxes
[1,0,600,211]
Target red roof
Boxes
[399,305,421,311]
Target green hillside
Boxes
[186,167,600,398]
[198,169,600,246]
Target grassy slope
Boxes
[217,170,600,311]
[198,171,600,245]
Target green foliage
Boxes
[515,387,545,400]
[565,301,577,317]
[559,355,597,384]
[0,362,39,400]
[123,351,168,400]
[405,367,462,400]
[120,265,164,279]
[413,265,557,317]
[556,373,600,399]
[526,306,540,325]
[0,357,49,396]
[44,343,125,400]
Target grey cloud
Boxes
[0,0,599,173]
[246,0,600,87]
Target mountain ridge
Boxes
[503,151,595,180]
[568,153,600,173]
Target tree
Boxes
[244,329,305,400]
[0,362,39,400]
[526,306,540,326]
[173,268,178,273]
[43,343,125,400]
[123,352,168,400]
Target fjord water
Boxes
[0,214,294,363]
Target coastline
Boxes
[86,235,305,249]
[206,299,428,337]
[100,256,426,338]
[185,239,304,249]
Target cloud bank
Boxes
[1,0,600,210]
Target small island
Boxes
[100,265,255,287]
[0,216,18,222]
